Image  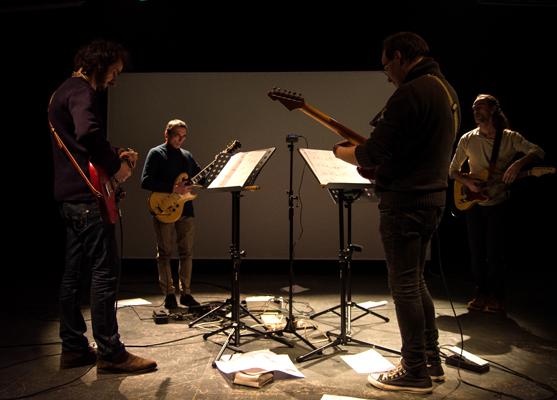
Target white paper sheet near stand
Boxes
[340,349,395,374]
[215,349,306,379]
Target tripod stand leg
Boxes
[350,303,389,323]
[211,324,237,368]
[309,304,342,319]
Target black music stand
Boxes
[189,148,294,367]
[310,187,389,326]
[296,150,399,362]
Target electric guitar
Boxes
[268,88,375,179]
[454,166,555,210]
[148,140,241,223]
[89,150,137,224]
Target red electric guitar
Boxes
[268,88,375,179]
[89,150,137,224]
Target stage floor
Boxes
[1,260,556,400]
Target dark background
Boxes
[2,0,555,281]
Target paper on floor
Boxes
[340,349,395,374]
[216,349,305,378]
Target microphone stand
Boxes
[273,135,318,351]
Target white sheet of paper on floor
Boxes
[116,298,151,307]
[340,349,395,374]
[281,284,309,293]
[216,349,305,379]
[357,300,387,309]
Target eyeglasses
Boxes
[382,59,392,76]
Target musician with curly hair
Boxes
[49,38,157,374]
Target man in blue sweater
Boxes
[141,119,202,309]
[49,39,157,374]
[335,32,460,394]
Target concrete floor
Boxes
[1,260,556,400]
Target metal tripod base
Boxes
[296,330,399,363]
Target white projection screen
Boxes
[107,71,394,261]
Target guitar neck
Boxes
[300,103,367,146]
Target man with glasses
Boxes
[334,32,460,394]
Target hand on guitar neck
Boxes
[114,149,138,183]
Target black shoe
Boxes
[165,294,178,309]
[368,362,433,394]
[427,361,445,382]
[180,294,200,307]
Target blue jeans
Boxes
[58,202,125,360]
[379,203,444,373]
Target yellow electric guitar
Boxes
[454,166,555,210]
[148,140,241,223]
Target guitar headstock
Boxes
[225,140,241,154]
[531,166,556,177]
[268,88,305,111]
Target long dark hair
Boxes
[476,94,510,131]
[73,39,130,74]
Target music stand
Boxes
[311,187,389,326]
[296,150,399,362]
[189,148,293,367]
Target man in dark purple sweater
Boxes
[49,39,157,374]
[335,32,460,394]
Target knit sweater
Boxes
[355,57,460,207]
[49,77,121,203]
[141,144,201,217]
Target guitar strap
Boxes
[488,129,503,179]
[48,92,103,199]
[427,74,459,136]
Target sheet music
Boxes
[208,150,268,189]
[299,148,372,186]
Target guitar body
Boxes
[89,161,123,224]
[148,173,197,224]
[453,166,555,210]
[148,140,241,223]
[453,169,490,211]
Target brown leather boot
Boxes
[60,346,98,369]
[97,351,157,374]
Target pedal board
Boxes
[445,347,490,373]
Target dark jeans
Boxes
[465,201,510,300]
[379,203,444,373]
[58,202,125,360]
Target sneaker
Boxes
[60,346,97,369]
[368,362,433,394]
[165,294,178,309]
[483,297,503,313]
[180,294,200,307]
[467,294,489,311]
[427,361,445,382]
[97,351,157,374]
